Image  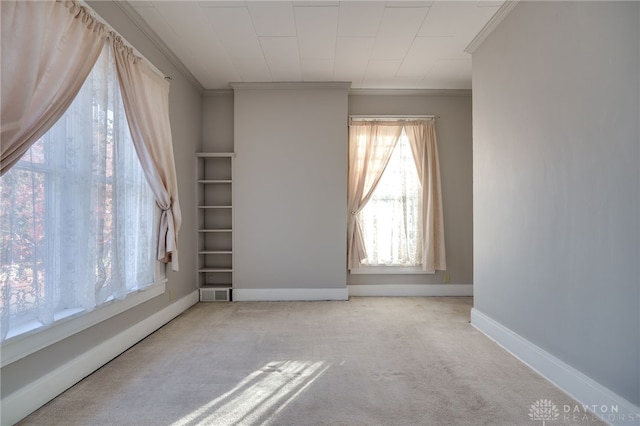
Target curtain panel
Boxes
[404,120,447,272]
[110,36,182,271]
[347,122,403,270]
[0,0,106,175]
[1,0,182,270]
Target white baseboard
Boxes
[1,290,199,426]
[348,284,473,297]
[471,308,640,426]
[232,288,349,301]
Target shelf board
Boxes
[199,251,232,255]
[199,268,233,273]
[198,206,232,209]
[198,180,232,184]
[196,152,235,158]
[198,229,232,233]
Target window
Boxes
[0,45,158,342]
[347,118,446,274]
[358,130,423,268]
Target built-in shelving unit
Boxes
[196,153,235,302]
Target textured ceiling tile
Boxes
[364,60,402,80]
[301,59,335,81]
[396,38,439,78]
[294,6,339,59]
[335,37,375,62]
[293,1,339,6]
[197,1,247,7]
[410,36,470,61]
[371,6,429,60]
[260,37,302,81]
[202,6,263,58]
[418,1,499,38]
[334,37,375,82]
[385,1,434,7]
[233,58,272,82]
[337,2,385,37]
[248,2,296,37]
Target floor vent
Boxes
[200,288,231,302]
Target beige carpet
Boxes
[18,297,604,425]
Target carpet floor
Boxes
[18,297,605,425]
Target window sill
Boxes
[349,266,435,275]
[1,280,166,368]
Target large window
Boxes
[0,45,158,341]
[358,130,422,268]
[347,118,446,274]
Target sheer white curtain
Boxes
[347,122,403,270]
[110,35,182,271]
[404,120,446,272]
[358,132,423,266]
[0,45,157,340]
[1,0,181,270]
[0,0,181,341]
[0,0,105,175]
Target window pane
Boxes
[0,45,157,340]
[358,132,422,266]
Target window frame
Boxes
[349,266,433,275]
[1,123,166,366]
[350,126,427,274]
[0,275,166,367]
[0,17,167,365]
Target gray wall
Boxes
[348,93,473,286]
[472,1,639,406]
[1,0,202,400]
[233,84,349,290]
[202,92,474,288]
[202,91,234,153]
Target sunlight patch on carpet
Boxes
[171,360,330,426]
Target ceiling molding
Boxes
[230,82,352,91]
[203,89,234,97]
[115,1,205,93]
[349,88,472,97]
[465,0,520,54]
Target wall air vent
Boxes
[200,288,231,302]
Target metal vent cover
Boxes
[200,288,230,302]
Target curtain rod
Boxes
[349,114,439,122]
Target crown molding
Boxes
[213,87,470,97]
[230,81,352,91]
[115,1,204,93]
[465,0,521,54]
[349,88,471,97]
[203,89,234,97]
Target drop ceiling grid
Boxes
[129,1,504,90]
[293,6,340,60]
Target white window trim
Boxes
[349,266,435,275]
[1,270,166,368]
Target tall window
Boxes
[0,45,158,341]
[358,130,422,267]
[347,118,446,273]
